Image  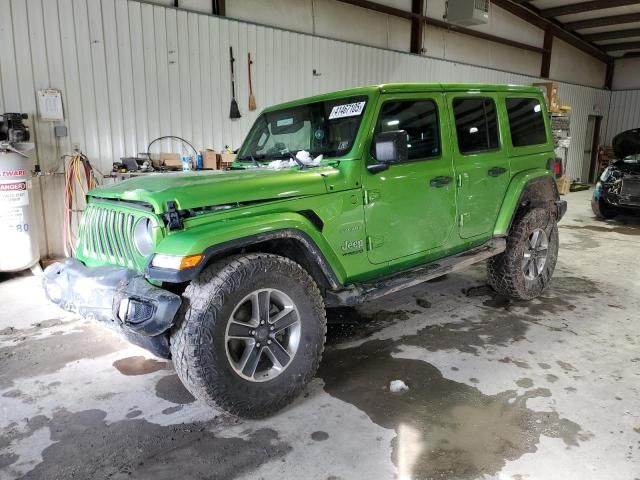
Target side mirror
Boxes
[368,130,408,173]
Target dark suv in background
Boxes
[593,128,640,219]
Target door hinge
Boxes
[458,214,465,227]
[367,235,384,250]
[364,190,380,205]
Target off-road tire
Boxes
[591,196,617,219]
[170,253,326,418]
[487,208,559,300]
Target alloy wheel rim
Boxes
[522,228,549,280]
[224,288,301,382]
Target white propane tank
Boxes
[0,144,40,272]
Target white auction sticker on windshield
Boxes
[329,101,366,120]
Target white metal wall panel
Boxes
[555,84,612,180]
[605,90,640,144]
[0,0,619,257]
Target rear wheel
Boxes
[170,253,326,418]
[488,208,559,300]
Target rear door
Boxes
[362,94,457,264]
[447,94,510,239]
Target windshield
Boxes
[237,95,368,163]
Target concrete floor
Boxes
[1,189,639,480]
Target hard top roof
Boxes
[264,83,543,112]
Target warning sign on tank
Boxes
[0,181,29,207]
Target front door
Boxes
[447,94,510,239]
[363,94,457,265]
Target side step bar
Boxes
[325,237,506,307]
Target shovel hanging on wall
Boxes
[229,46,241,119]
[248,52,257,111]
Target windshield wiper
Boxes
[236,154,261,166]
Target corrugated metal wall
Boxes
[605,90,640,144]
[0,0,616,257]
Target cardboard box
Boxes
[534,82,560,113]
[160,152,181,169]
[556,175,571,195]
[201,150,218,169]
[218,152,237,169]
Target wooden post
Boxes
[410,0,424,55]
[605,58,615,89]
[541,29,553,78]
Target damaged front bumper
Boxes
[42,259,181,358]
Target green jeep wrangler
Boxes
[44,83,566,417]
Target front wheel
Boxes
[487,208,559,300]
[591,196,617,219]
[170,253,326,418]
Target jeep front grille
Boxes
[79,204,142,269]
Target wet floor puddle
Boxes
[1,409,290,479]
[319,338,589,479]
[320,276,597,478]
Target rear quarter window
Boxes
[506,98,548,147]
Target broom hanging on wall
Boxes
[248,52,257,111]
[229,46,241,119]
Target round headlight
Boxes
[133,218,155,257]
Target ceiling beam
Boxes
[334,0,545,54]
[564,12,640,30]
[600,40,640,51]
[423,16,546,53]
[584,28,640,42]
[491,0,546,29]
[540,0,640,19]
[335,0,415,20]
[491,0,610,62]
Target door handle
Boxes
[430,176,453,187]
[488,167,507,177]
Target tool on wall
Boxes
[248,52,257,111]
[229,47,241,119]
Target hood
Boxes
[89,166,335,212]
[612,128,640,159]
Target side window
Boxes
[453,97,499,154]
[373,100,440,161]
[506,98,548,147]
